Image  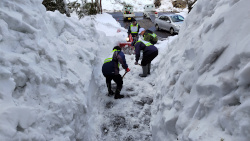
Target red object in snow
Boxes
[128,34,133,42]
[118,34,134,54]
[119,42,131,48]
[119,34,133,48]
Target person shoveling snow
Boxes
[102,46,130,99]
[134,40,158,77]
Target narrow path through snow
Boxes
[95,54,157,141]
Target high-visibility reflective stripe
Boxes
[103,49,121,64]
[104,58,112,63]
[113,49,120,52]
[135,40,152,46]
[130,24,138,33]
[149,33,157,38]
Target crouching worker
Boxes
[134,40,158,77]
[102,46,130,99]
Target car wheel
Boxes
[155,24,160,30]
[170,28,174,35]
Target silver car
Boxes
[154,14,184,35]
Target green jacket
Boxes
[143,30,158,45]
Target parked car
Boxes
[154,14,184,35]
[143,4,158,19]
[122,6,135,21]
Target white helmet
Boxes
[138,28,145,34]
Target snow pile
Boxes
[2,0,250,140]
[101,0,186,12]
[68,0,182,12]
[94,13,127,36]
[152,0,250,140]
[68,0,155,12]
[157,1,176,12]
[0,0,126,140]
[101,0,155,12]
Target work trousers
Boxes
[105,74,123,92]
[141,50,158,66]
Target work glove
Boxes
[126,68,130,72]
[134,62,138,65]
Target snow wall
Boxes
[0,0,125,140]
[152,0,250,141]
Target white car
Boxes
[143,4,158,18]
[154,14,184,35]
[123,6,135,21]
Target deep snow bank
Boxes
[68,0,182,12]
[101,0,155,12]
[152,0,250,140]
[0,0,125,140]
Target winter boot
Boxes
[107,83,114,96]
[114,87,124,99]
[139,64,148,77]
[148,63,151,74]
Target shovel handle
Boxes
[122,71,128,79]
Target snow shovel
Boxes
[122,72,128,79]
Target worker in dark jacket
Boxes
[134,40,158,77]
[138,28,158,45]
[102,46,130,99]
[127,18,141,46]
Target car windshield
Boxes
[170,15,184,22]
[125,7,133,11]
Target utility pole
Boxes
[100,0,102,14]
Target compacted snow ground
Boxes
[94,53,158,141]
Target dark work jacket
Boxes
[102,50,128,76]
[134,40,158,62]
[127,23,141,37]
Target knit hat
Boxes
[113,46,121,51]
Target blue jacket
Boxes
[134,40,158,62]
[102,49,128,76]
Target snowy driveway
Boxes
[94,54,158,141]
